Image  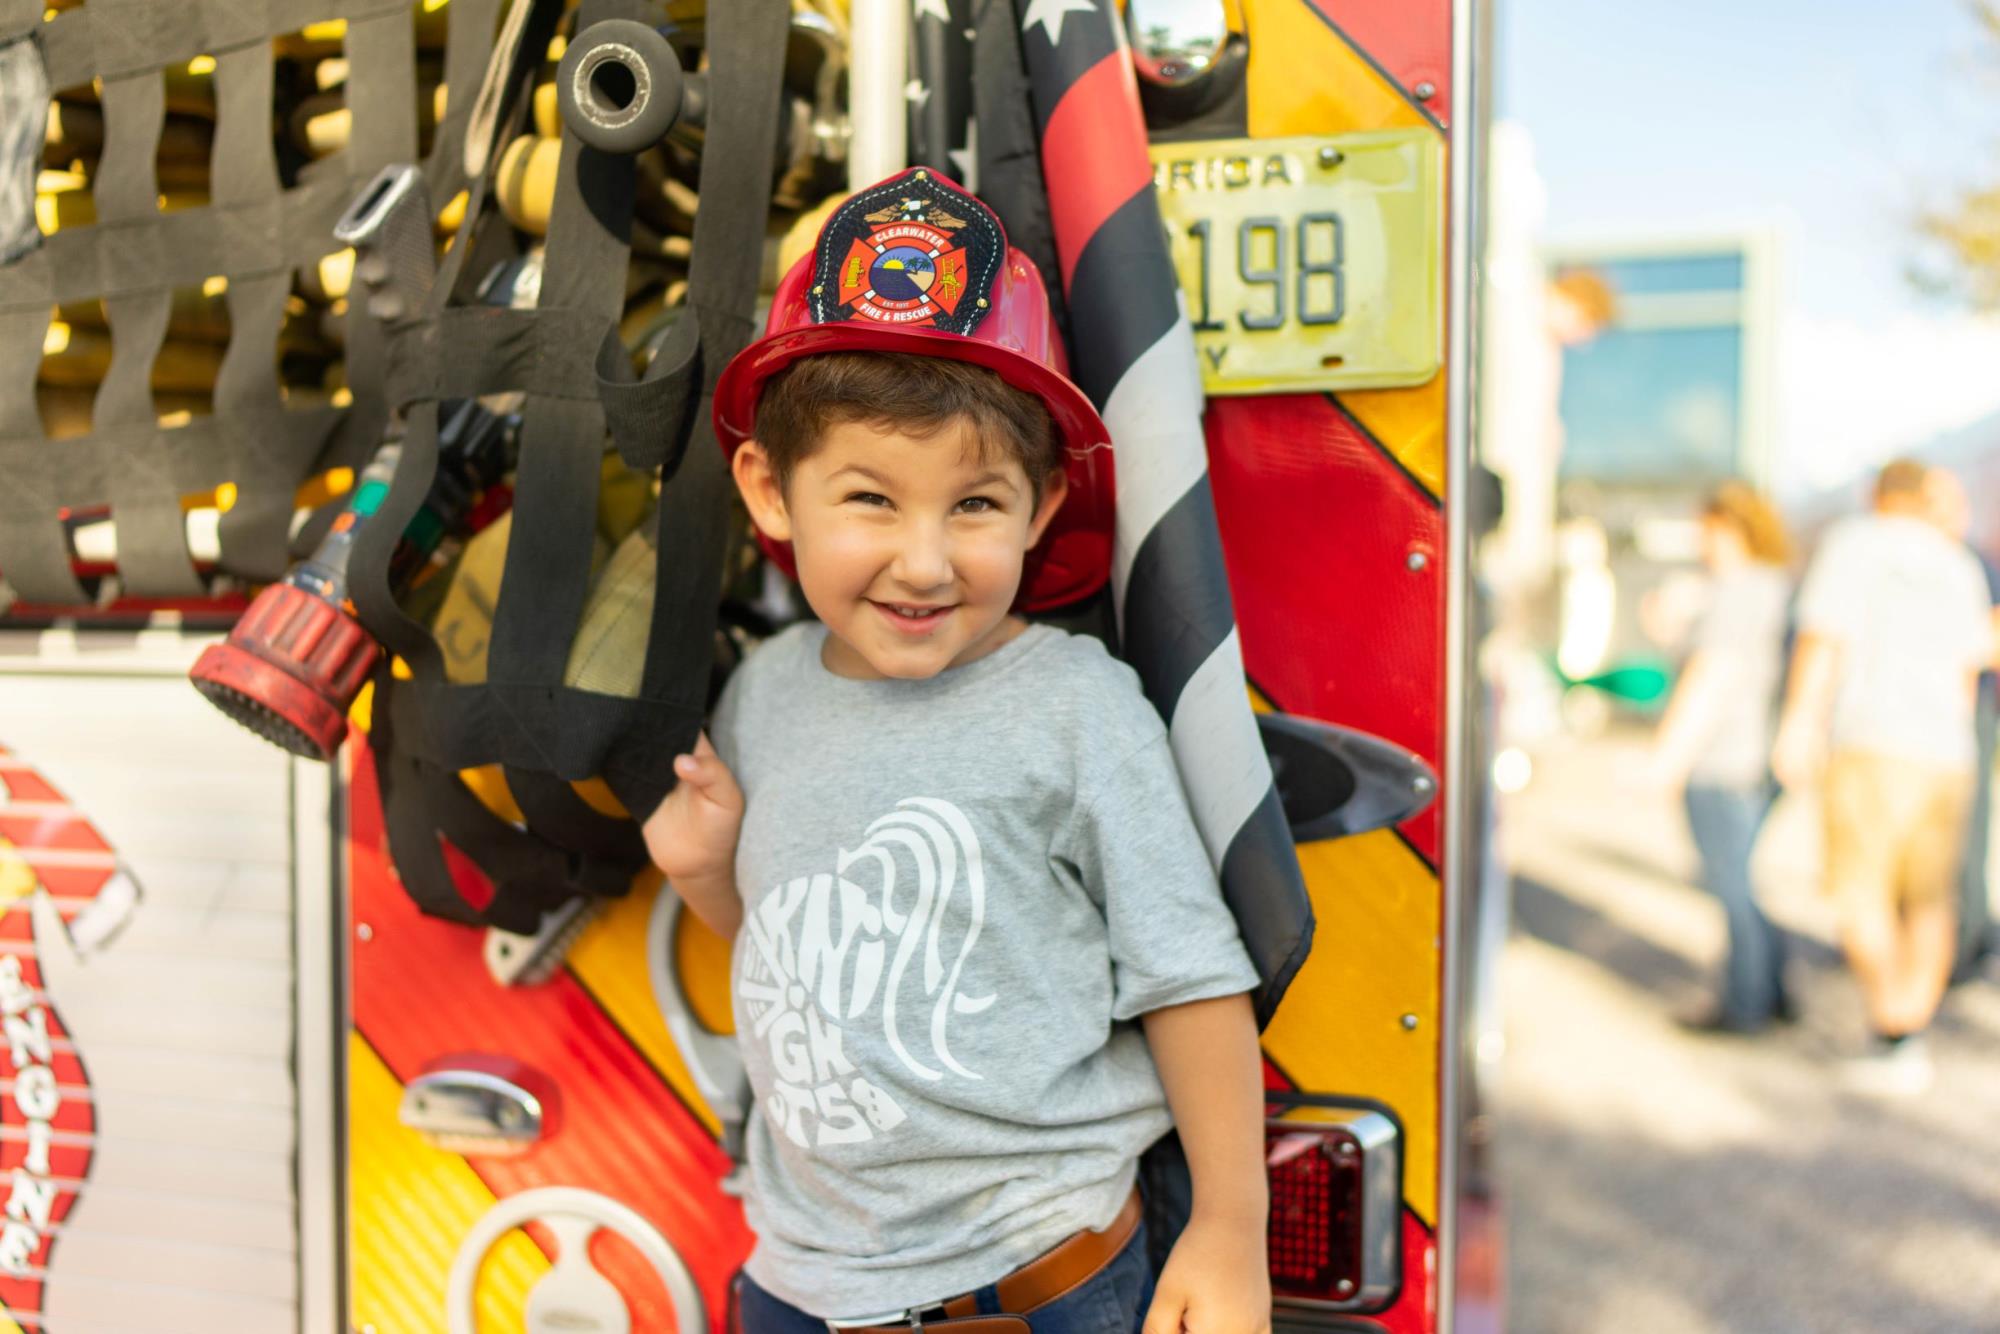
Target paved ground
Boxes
[1494,728,2000,1334]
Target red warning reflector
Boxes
[1266,1103,1402,1311]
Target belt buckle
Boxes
[824,1305,945,1334]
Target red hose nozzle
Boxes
[190,582,379,761]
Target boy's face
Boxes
[733,417,1068,680]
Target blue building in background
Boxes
[1538,231,1779,693]
[1552,233,1777,492]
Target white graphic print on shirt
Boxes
[737,797,997,1149]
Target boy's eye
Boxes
[845,491,891,507]
[956,496,1000,514]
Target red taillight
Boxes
[1269,1125,1366,1297]
[1266,1104,1402,1312]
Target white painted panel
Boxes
[26,965,294,1016]
[1,637,305,1332]
[71,1094,296,1158]
[26,1273,294,1334]
[65,1044,296,1105]
[73,902,296,963]
[29,1229,296,1300]
[43,1182,293,1251]
[44,999,292,1057]
[50,1136,294,1204]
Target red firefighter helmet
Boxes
[713,167,1113,610]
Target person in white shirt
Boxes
[1773,460,1995,1095]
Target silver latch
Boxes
[399,1061,552,1157]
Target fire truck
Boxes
[0,0,1494,1329]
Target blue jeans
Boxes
[1685,783,1786,1027]
[737,1222,1155,1334]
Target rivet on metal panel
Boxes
[1335,1279,1357,1297]
[1400,1012,1419,1031]
[1317,145,1344,170]
[1405,550,1428,571]
[1413,80,1437,101]
[1413,773,1436,796]
[356,922,374,942]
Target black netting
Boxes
[0,0,501,607]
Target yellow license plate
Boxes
[1150,130,1443,395]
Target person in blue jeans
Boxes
[1649,484,1795,1032]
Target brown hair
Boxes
[1703,481,1791,565]
[1874,456,1929,503]
[753,351,1063,499]
[1550,267,1618,330]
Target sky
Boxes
[1498,0,2000,492]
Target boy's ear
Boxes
[732,441,793,543]
[1025,467,1069,548]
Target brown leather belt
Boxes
[842,1188,1143,1334]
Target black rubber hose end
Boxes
[556,18,684,155]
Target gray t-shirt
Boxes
[710,621,1258,1318]
[1796,513,1993,769]
[1687,565,1791,787]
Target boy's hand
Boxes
[1143,1211,1271,1334]
[641,732,746,937]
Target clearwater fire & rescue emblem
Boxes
[809,168,1004,337]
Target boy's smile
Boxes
[733,417,1067,681]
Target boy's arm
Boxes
[1140,992,1271,1334]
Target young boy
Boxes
[644,169,1270,1334]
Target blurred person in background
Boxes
[1922,468,2000,982]
[1647,483,1794,1033]
[1773,459,1995,1095]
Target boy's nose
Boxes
[889,521,953,591]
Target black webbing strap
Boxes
[482,64,642,707]
[623,0,791,793]
[96,70,201,596]
[0,0,504,605]
[594,305,698,476]
[372,698,634,933]
[209,42,301,582]
[503,765,649,865]
[386,306,613,407]
[355,0,789,820]
[971,0,1068,344]
[350,0,645,913]
[344,0,791,926]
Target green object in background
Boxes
[1563,658,1674,706]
